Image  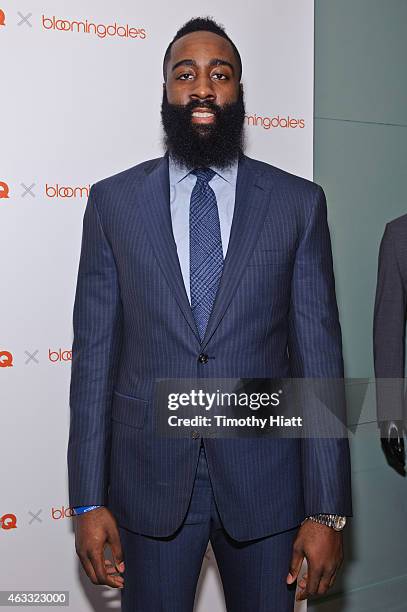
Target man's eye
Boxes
[212,73,228,80]
[177,73,194,80]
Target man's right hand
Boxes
[74,507,125,589]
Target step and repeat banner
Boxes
[1,1,314,609]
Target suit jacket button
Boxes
[192,430,200,439]
[198,353,209,364]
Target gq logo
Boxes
[0,351,13,367]
[0,514,17,530]
[0,181,10,199]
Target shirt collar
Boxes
[168,153,238,187]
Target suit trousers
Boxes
[118,441,299,611]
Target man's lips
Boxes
[191,107,216,123]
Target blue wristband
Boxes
[74,505,102,515]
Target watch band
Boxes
[302,514,347,531]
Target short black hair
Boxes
[163,17,242,82]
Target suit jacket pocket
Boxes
[111,389,149,429]
[247,248,291,267]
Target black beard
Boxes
[161,86,246,169]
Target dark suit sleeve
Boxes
[288,185,352,517]
[67,185,122,507]
[373,223,406,422]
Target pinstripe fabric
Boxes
[67,152,352,540]
[118,444,297,611]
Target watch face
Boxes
[334,516,347,530]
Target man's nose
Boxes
[190,74,216,102]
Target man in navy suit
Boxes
[68,17,352,611]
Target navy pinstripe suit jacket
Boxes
[68,153,352,540]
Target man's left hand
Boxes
[286,519,343,601]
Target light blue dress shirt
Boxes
[73,155,239,515]
[168,154,239,303]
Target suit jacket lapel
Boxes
[138,154,202,344]
[138,153,273,349]
[200,155,273,349]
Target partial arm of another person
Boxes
[373,223,406,474]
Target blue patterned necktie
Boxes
[189,168,224,342]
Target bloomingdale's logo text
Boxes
[245,113,305,130]
[42,15,146,40]
[45,184,90,198]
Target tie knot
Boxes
[191,167,216,184]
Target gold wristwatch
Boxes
[302,514,347,531]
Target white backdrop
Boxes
[0,0,313,609]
